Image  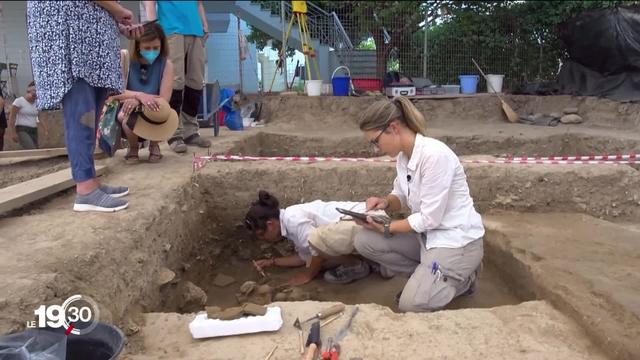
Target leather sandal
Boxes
[148,144,163,163]
[124,151,139,165]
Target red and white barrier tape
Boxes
[462,159,639,165]
[193,153,640,171]
[499,153,636,161]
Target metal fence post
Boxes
[423,6,427,78]
[281,1,288,89]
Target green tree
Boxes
[317,0,426,77]
[246,25,296,57]
[246,0,640,82]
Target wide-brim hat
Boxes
[132,98,178,141]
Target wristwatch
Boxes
[383,222,393,238]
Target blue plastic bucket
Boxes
[224,111,243,131]
[459,75,479,94]
[331,66,351,96]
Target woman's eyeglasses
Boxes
[370,122,391,149]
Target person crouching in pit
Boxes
[246,190,387,286]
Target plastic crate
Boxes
[443,85,460,94]
[352,78,382,92]
[422,86,445,95]
[420,85,460,95]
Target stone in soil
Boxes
[181,281,208,312]
[240,281,257,295]
[213,273,236,287]
[560,114,583,124]
[156,268,176,286]
[242,303,267,316]
[206,306,222,319]
[220,306,245,320]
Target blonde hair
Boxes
[359,97,427,135]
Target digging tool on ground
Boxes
[302,304,345,325]
[321,337,340,360]
[263,345,278,360]
[333,306,359,343]
[320,312,343,328]
[302,321,321,360]
[293,317,305,354]
[471,58,519,123]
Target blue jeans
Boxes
[62,79,108,182]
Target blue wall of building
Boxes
[206,14,259,94]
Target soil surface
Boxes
[1,94,639,359]
[121,301,606,360]
[0,156,70,188]
[185,251,522,312]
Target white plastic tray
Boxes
[188,306,283,339]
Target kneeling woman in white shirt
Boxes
[355,97,485,312]
[245,190,372,286]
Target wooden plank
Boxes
[408,93,495,100]
[0,165,107,214]
[0,147,68,159]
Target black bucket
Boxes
[45,322,126,360]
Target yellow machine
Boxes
[269,0,321,92]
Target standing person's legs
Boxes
[29,127,38,149]
[182,35,210,147]
[16,126,38,149]
[0,127,4,151]
[166,34,188,153]
[62,79,128,212]
[353,229,421,278]
[398,238,483,312]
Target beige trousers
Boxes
[167,34,205,91]
[308,220,362,257]
[354,229,483,312]
[167,34,205,140]
[308,210,389,258]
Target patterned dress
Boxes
[26,1,123,110]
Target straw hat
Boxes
[131,98,178,141]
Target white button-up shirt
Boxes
[280,200,366,261]
[391,134,484,249]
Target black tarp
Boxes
[556,6,640,102]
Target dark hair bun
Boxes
[258,190,279,209]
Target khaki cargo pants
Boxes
[308,220,362,258]
[167,34,205,141]
[354,229,483,312]
[307,210,389,258]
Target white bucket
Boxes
[305,80,323,96]
[486,74,504,93]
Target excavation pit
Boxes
[2,95,640,359]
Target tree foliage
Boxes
[414,1,640,86]
[246,25,296,57]
[245,0,640,83]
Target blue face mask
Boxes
[140,49,160,64]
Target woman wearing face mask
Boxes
[9,81,47,149]
[354,97,484,313]
[114,22,173,163]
